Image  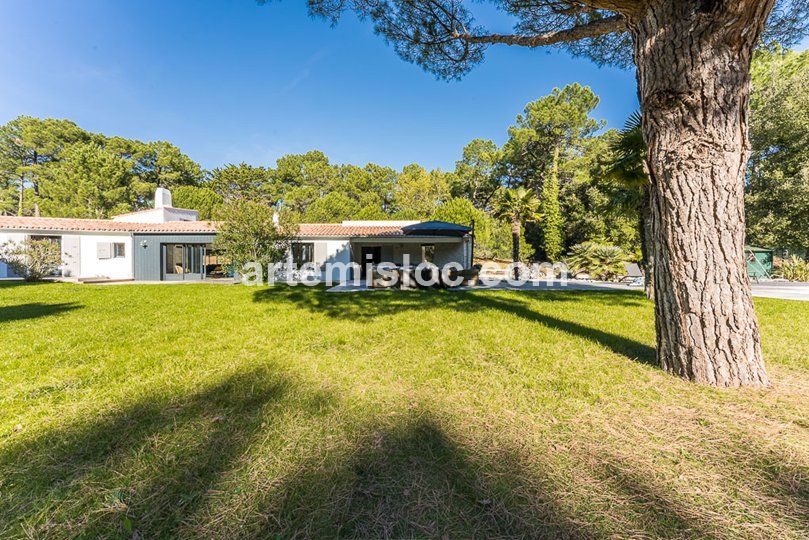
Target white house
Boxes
[0,189,473,282]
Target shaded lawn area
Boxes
[0,282,807,539]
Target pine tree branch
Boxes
[452,14,627,47]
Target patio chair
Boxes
[621,262,644,287]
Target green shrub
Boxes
[0,239,63,281]
[780,256,809,282]
[565,242,627,281]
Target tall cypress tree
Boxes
[540,147,563,260]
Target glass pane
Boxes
[422,244,435,264]
[166,245,183,275]
[184,245,201,274]
[292,243,314,265]
[204,245,227,277]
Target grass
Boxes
[0,281,807,539]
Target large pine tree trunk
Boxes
[629,0,773,387]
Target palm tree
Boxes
[605,112,654,298]
[494,187,540,279]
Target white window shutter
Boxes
[97,242,111,259]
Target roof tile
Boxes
[0,217,457,238]
[0,216,218,234]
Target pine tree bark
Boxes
[629,0,773,387]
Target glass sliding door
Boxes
[164,244,184,281]
[162,244,205,281]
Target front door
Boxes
[162,244,205,281]
[359,246,382,278]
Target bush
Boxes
[565,242,627,281]
[780,256,809,282]
[0,239,63,281]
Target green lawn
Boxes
[0,282,807,539]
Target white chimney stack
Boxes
[155,187,172,209]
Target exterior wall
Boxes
[433,238,470,268]
[318,240,351,282]
[60,235,81,278]
[133,233,217,281]
[79,234,134,279]
[289,239,352,282]
[0,232,26,278]
[349,237,469,267]
[112,207,198,223]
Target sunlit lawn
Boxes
[0,282,807,539]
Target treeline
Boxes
[2,46,805,259]
[746,46,809,255]
[0,86,638,261]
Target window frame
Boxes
[421,244,435,264]
[291,242,314,266]
[112,242,126,259]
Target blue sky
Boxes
[1,1,658,171]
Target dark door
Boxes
[359,246,382,278]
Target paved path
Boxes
[750,282,809,301]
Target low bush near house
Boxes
[0,239,62,281]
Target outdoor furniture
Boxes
[448,265,481,286]
[371,265,398,288]
[621,262,644,287]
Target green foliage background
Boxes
[3,60,803,260]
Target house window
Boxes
[30,235,61,247]
[97,242,126,259]
[291,243,314,266]
[421,244,435,264]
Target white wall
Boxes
[320,240,351,282]
[79,234,133,279]
[0,232,26,278]
[112,207,198,223]
[434,239,469,268]
[61,235,81,277]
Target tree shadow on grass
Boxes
[0,367,335,538]
[0,302,82,323]
[246,410,794,539]
[247,413,596,539]
[471,294,656,366]
[253,286,656,366]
